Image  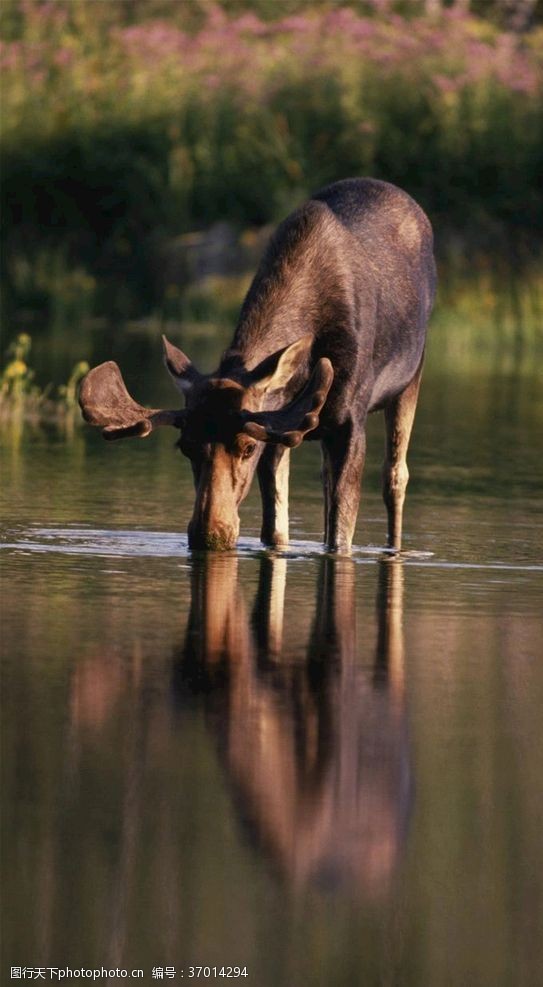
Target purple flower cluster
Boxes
[114,5,541,97]
[1,3,540,132]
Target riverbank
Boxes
[2,2,542,316]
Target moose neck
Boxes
[223,202,355,376]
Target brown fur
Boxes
[79,178,436,552]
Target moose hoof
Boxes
[261,531,289,549]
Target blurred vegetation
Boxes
[1,0,542,319]
[0,332,89,428]
[167,265,543,362]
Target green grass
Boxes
[1,2,542,317]
[0,333,90,431]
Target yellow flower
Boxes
[5,360,28,379]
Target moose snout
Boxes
[188,452,243,551]
[188,518,239,552]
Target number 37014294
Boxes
[188,968,248,978]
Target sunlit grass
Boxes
[430,263,543,372]
[1,2,541,318]
[0,333,89,430]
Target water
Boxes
[1,313,543,987]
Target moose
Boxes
[79,178,436,552]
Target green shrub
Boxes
[1,2,541,311]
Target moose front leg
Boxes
[258,444,290,548]
[322,422,366,554]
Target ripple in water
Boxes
[2,525,542,573]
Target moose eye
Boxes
[241,442,257,460]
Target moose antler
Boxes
[241,358,334,447]
[79,361,185,440]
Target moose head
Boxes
[79,335,333,550]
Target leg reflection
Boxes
[172,555,412,898]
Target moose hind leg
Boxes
[382,359,424,551]
[322,421,366,554]
[258,444,290,548]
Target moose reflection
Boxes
[173,556,412,896]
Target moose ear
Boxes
[241,357,334,448]
[162,335,201,394]
[250,334,313,394]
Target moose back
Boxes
[79,178,436,552]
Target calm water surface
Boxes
[1,322,543,987]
